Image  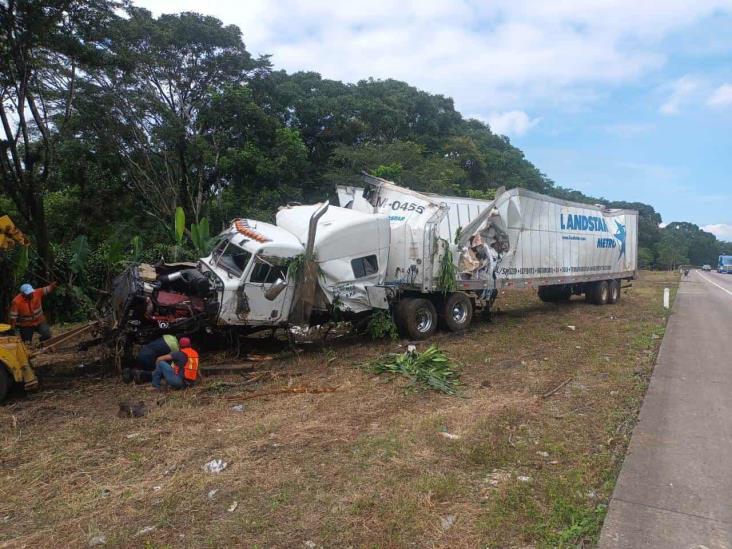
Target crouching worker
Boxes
[122,334,179,384]
[150,337,199,390]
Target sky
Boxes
[137,0,732,241]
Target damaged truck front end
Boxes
[111,262,219,344]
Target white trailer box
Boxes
[459,188,638,288]
[337,178,637,292]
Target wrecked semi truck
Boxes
[111,176,637,357]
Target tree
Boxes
[86,8,271,226]
[0,0,121,273]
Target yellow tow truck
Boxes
[0,215,38,402]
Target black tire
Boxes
[589,280,610,305]
[395,298,438,340]
[607,280,620,304]
[440,292,474,332]
[0,365,11,404]
[538,285,572,303]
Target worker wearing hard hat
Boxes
[9,282,58,344]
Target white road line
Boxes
[697,271,732,298]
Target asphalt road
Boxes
[599,270,732,548]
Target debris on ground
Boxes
[368,345,460,395]
[228,501,238,512]
[541,377,573,399]
[485,469,511,487]
[135,526,156,537]
[517,475,532,482]
[88,534,106,547]
[117,400,147,418]
[202,459,228,474]
[439,431,460,440]
[440,515,456,530]
[566,325,576,331]
[207,489,219,499]
[231,404,245,412]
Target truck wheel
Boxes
[538,285,571,303]
[396,298,438,340]
[440,292,473,332]
[0,365,10,403]
[590,281,610,305]
[538,286,557,302]
[607,280,620,304]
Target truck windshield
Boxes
[213,239,251,277]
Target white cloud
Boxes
[483,111,540,137]
[702,223,732,241]
[134,0,732,117]
[707,83,732,108]
[659,75,703,115]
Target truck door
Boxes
[244,255,293,324]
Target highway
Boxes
[600,270,732,548]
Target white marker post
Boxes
[663,287,670,309]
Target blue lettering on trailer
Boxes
[560,213,608,232]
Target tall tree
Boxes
[0,0,120,273]
[86,9,271,226]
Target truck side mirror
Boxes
[264,278,287,301]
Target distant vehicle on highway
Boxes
[719,255,732,274]
[702,264,712,271]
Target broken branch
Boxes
[542,377,572,399]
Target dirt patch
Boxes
[0,271,678,547]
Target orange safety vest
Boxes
[9,289,47,327]
[180,347,199,382]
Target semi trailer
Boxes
[111,176,638,352]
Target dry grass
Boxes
[0,271,678,548]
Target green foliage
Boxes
[368,345,460,395]
[174,207,186,246]
[373,163,403,180]
[638,247,655,269]
[13,246,29,283]
[453,226,463,246]
[287,254,306,281]
[69,236,90,275]
[466,188,496,200]
[191,218,215,255]
[436,239,458,294]
[366,310,399,340]
[130,236,143,263]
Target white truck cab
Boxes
[201,220,303,326]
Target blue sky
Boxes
[138,0,732,240]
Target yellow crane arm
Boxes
[0,215,30,251]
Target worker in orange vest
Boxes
[9,282,58,344]
[150,336,200,390]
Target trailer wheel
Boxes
[607,280,620,304]
[396,298,438,340]
[538,285,572,303]
[440,292,473,332]
[589,280,610,305]
[0,364,10,403]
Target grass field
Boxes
[0,271,678,548]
